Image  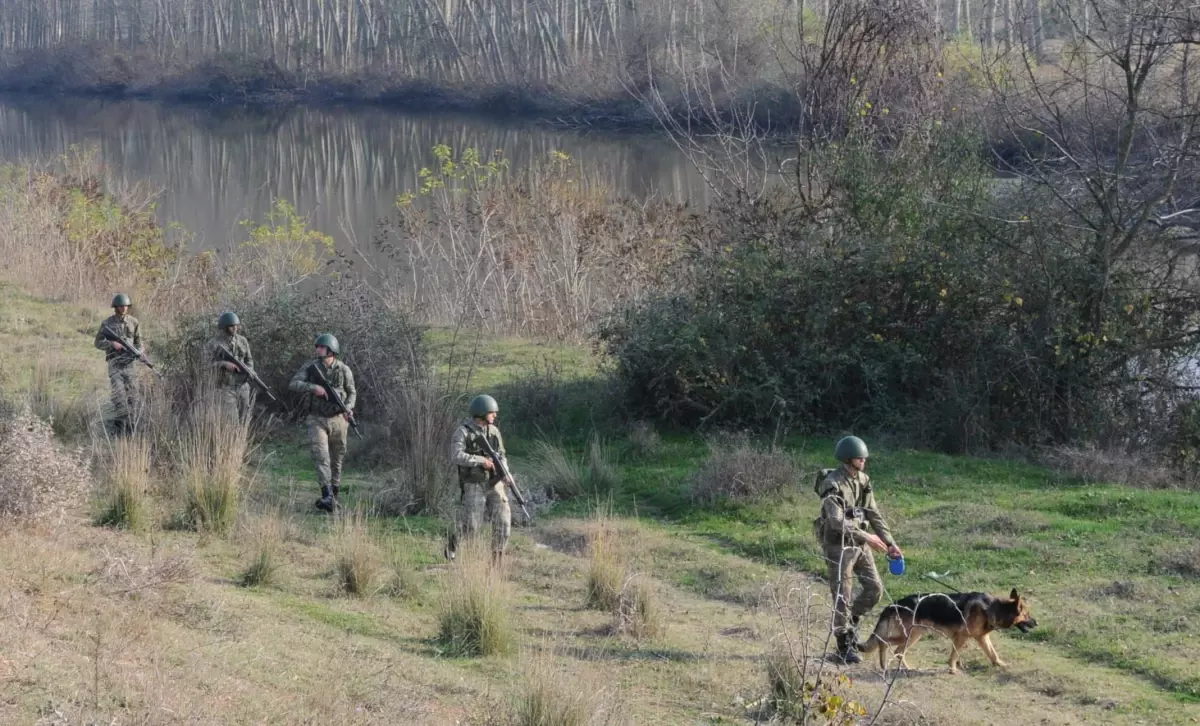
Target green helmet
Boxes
[314,333,340,356]
[468,394,499,417]
[111,293,132,308]
[834,436,869,462]
[218,311,240,329]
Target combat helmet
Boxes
[111,293,132,308]
[834,436,869,462]
[314,333,340,356]
[218,311,240,329]
[468,394,499,418]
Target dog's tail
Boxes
[857,605,904,653]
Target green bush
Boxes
[157,282,426,423]
[601,129,1200,452]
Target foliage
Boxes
[689,435,796,505]
[603,124,1200,451]
[237,198,336,296]
[378,146,691,339]
[157,282,426,422]
[765,650,867,725]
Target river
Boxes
[0,97,711,253]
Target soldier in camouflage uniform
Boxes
[204,311,255,423]
[815,436,904,665]
[288,334,356,512]
[445,394,512,566]
[93,293,143,434]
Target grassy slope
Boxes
[1,286,1198,725]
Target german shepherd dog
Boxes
[858,589,1037,673]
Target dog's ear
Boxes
[1010,588,1020,601]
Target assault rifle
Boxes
[476,433,531,521]
[100,325,163,378]
[307,362,361,438]
[214,343,278,402]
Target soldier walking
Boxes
[446,394,512,566]
[204,311,255,423]
[93,293,143,435]
[289,334,356,512]
[814,436,904,664]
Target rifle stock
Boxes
[308,363,361,437]
[101,325,162,378]
[215,344,277,402]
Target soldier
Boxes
[288,334,356,512]
[93,293,142,434]
[815,436,904,665]
[204,311,254,423]
[445,394,512,566]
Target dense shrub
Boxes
[601,129,1200,452]
[158,282,425,422]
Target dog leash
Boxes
[922,573,965,593]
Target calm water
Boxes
[0,97,711,252]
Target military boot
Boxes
[835,631,862,665]
[331,484,341,509]
[315,486,334,512]
[443,533,457,562]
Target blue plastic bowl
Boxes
[888,556,906,576]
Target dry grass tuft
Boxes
[1154,543,1200,579]
[1040,444,1177,488]
[437,541,516,657]
[238,510,285,587]
[332,509,383,596]
[94,435,153,532]
[613,576,663,640]
[0,402,92,522]
[689,434,796,504]
[177,401,251,534]
[509,653,628,726]
[626,421,662,459]
[530,435,620,501]
[585,511,625,612]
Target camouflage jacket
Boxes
[817,467,896,548]
[451,418,509,485]
[289,358,356,417]
[94,314,143,366]
[204,332,255,388]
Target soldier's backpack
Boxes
[812,468,835,496]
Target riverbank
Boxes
[0,51,797,133]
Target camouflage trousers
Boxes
[451,479,511,555]
[306,414,348,489]
[823,541,882,634]
[217,384,252,424]
[107,362,137,424]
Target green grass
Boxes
[545,435,1200,702]
[6,282,1200,716]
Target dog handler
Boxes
[814,436,904,664]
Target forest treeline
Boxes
[0,0,1129,126]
